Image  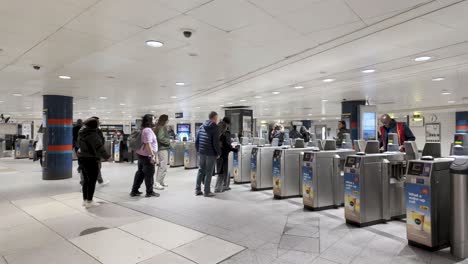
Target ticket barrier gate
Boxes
[233,145,255,184]
[14,139,32,159]
[273,148,310,199]
[184,142,198,169]
[344,152,407,227]
[104,141,113,161]
[170,141,184,167]
[302,149,356,210]
[405,158,453,250]
[450,133,468,258]
[251,146,276,190]
[113,140,124,163]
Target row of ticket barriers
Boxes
[229,133,468,259]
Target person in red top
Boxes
[379,114,416,152]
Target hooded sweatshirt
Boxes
[77,125,110,160]
[195,120,220,156]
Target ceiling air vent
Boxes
[223,106,251,109]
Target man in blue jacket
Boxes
[195,111,220,197]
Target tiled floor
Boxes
[0,158,467,264]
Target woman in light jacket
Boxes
[34,125,44,167]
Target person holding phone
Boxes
[130,114,160,198]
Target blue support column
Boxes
[456,112,468,133]
[341,100,366,141]
[42,95,73,180]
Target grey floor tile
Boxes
[279,235,320,253]
[311,258,341,264]
[120,218,205,250]
[42,212,111,239]
[0,221,63,256]
[173,235,244,264]
[84,202,150,227]
[139,251,196,264]
[4,238,99,264]
[278,249,320,264]
[20,201,80,221]
[71,228,165,264]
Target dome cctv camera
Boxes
[181,28,194,38]
[32,64,41,70]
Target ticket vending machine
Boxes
[302,148,356,210]
[250,146,276,190]
[184,142,198,169]
[273,148,309,199]
[405,158,453,250]
[233,144,255,184]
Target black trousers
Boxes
[131,155,155,194]
[80,157,100,201]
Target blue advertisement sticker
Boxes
[406,183,432,247]
[302,164,314,206]
[273,157,281,195]
[344,172,361,222]
[233,152,239,177]
[250,155,257,186]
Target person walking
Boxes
[195,111,220,197]
[300,126,310,142]
[73,119,83,174]
[77,118,111,208]
[34,125,44,167]
[215,117,238,193]
[154,114,170,190]
[130,114,160,198]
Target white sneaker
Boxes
[99,180,110,186]
[82,200,87,207]
[85,200,100,208]
[154,183,164,190]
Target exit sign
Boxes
[175,112,183,119]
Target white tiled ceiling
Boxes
[1,0,468,120]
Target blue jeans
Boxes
[196,154,217,193]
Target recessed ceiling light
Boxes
[322,99,329,102]
[264,108,269,111]
[254,96,262,99]
[175,82,185,86]
[122,111,126,114]
[99,96,108,100]
[432,77,445,81]
[145,40,164,48]
[441,91,451,95]
[106,112,111,114]
[25,107,31,109]
[321,117,326,120]
[335,117,340,120]
[119,103,126,106]
[294,86,304,89]
[58,75,71,80]
[0,101,4,103]
[323,79,335,83]
[239,99,247,102]
[150,110,155,113]
[12,93,22,96]
[28,113,32,116]
[308,114,312,116]
[227,102,233,105]
[195,106,201,109]
[414,56,431,62]
[78,112,83,115]
[272,91,280,95]
[219,105,224,107]
[90,107,96,110]
[170,96,177,99]
[448,100,456,103]
[361,69,376,73]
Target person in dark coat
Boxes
[215,117,238,193]
[288,125,303,139]
[300,126,310,142]
[195,111,221,197]
[336,120,350,148]
[78,118,110,208]
[270,124,284,146]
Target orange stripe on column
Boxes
[457,126,468,130]
[48,119,73,125]
[48,145,72,151]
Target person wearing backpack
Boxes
[77,118,111,208]
[130,114,160,198]
[154,114,170,190]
